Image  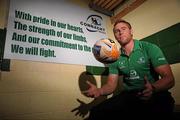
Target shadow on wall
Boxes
[71,71,122,120]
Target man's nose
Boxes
[118,31,121,35]
[118,31,122,35]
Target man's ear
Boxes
[130,29,133,35]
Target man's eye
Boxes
[114,30,120,33]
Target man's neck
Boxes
[122,39,134,56]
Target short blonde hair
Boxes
[113,19,132,29]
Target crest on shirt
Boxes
[119,60,126,69]
[137,57,145,64]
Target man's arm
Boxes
[151,64,175,92]
[99,74,119,95]
[140,64,175,99]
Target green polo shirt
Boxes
[109,40,168,91]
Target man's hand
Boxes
[82,81,101,98]
[138,76,154,100]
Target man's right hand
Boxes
[82,81,102,98]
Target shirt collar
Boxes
[133,39,141,51]
[120,39,141,55]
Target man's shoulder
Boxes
[137,40,151,45]
[137,40,158,48]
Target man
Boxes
[84,19,175,119]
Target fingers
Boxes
[81,81,100,98]
[142,75,150,93]
[140,75,153,100]
[81,90,88,94]
[142,89,152,97]
[144,75,149,84]
[80,81,93,94]
[81,81,95,94]
[81,90,93,97]
[82,89,99,98]
[86,81,95,87]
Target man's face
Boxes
[113,22,133,46]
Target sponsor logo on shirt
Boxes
[129,70,140,80]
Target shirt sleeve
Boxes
[108,62,119,74]
[147,43,168,67]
